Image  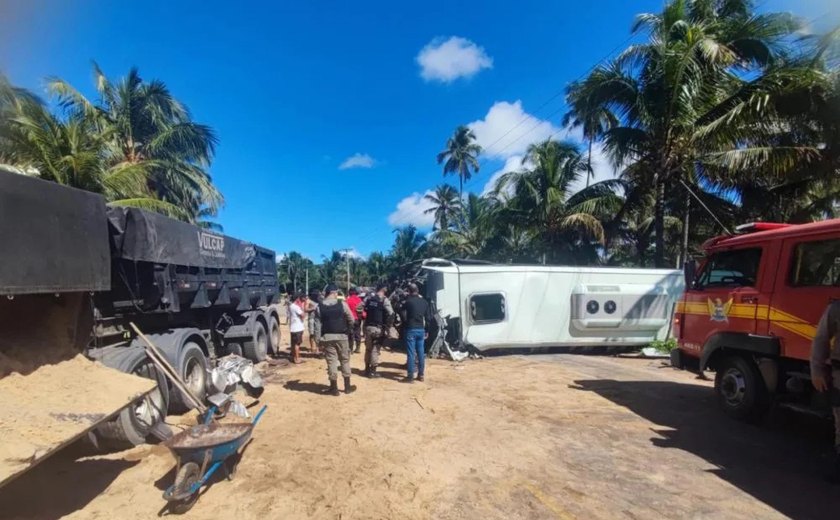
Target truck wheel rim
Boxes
[184,357,205,397]
[134,362,165,427]
[270,321,279,351]
[721,368,746,407]
[257,327,267,354]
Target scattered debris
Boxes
[210,354,265,398]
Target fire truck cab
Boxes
[672,219,840,421]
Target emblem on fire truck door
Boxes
[707,297,733,322]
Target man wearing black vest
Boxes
[358,283,394,378]
[315,284,356,396]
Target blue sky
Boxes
[2,0,837,260]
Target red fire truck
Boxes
[671,219,840,421]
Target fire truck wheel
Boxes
[714,355,768,421]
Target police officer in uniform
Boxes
[358,283,394,378]
[315,284,356,396]
[811,300,840,483]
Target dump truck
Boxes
[671,220,840,421]
[0,169,280,485]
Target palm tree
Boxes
[566,0,800,266]
[437,125,482,198]
[423,184,461,231]
[562,82,618,186]
[496,140,621,263]
[391,225,427,266]
[0,76,183,215]
[364,252,391,285]
[695,26,840,221]
[48,64,223,221]
[443,193,492,258]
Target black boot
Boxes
[364,363,371,377]
[369,366,380,379]
[329,379,340,396]
[344,376,356,394]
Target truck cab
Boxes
[672,220,840,420]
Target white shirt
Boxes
[288,302,305,333]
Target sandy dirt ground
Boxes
[2,331,840,519]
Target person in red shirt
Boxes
[346,287,363,354]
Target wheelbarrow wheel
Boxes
[170,462,201,514]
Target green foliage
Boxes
[437,125,481,198]
[0,65,222,225]
[648,338,678,353]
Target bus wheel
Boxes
[715,355,768,422]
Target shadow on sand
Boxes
[571,378,840,520]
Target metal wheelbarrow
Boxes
[162,405,267,514]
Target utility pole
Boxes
[339,248,351,292]
[305,268,309,294]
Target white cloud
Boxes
[416,36,493,83]
[468,100,562,159]
[339,153,376,170]
[387,191,436,228]
[343,248,366,260]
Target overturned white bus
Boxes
[409,259,684,354]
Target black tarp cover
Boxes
[107,207,258,269]
[0,169,111,294]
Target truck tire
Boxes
[243,320,268,362]
[97,347,169,447]
[170,341,209,413]
[714,355,769,422]
[268,315,281,356]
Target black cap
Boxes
[325,283,339,294]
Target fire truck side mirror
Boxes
[683,259,697,289]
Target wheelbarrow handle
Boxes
[203,406,217,425]
[252,405,268,426]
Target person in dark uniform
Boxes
[400,283,432,383]
[811,300,840,483]
[314,284,356,396]
[358,284,394,378]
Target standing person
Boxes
[346,287,363,354]
[358,284,394,378]
[315,284,356,396]
[811,300,840,483]
[306,289,322,354]
[287,292,306,364]
[400,283,432,383]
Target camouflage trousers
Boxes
[364,325,386,368]
[321,337,351,381]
